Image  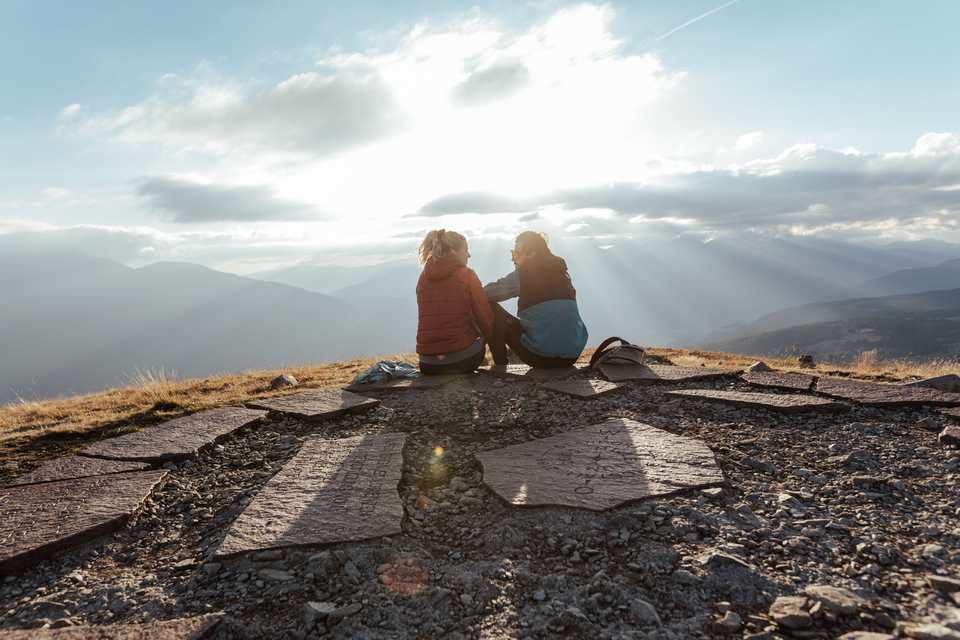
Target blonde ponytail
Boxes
[417,229,468,267]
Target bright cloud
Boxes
[734,131,763,151]
[59,103,80,119]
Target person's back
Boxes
[415,229,493,375]
[484,230,588,367]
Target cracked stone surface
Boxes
[244,389,379,422]
[215,433,406,558]
[667,389,850,414]
[742,371,816,391]
[344,374,469,393]
[478,364,587,381]
[599,364,741,383]
[817,378,960,408]
[0,614,222,639]
[939,424,960,445]
[82,407,267,464]
[537,379,624,400]
[476,418,724,510]
[5,456,151,488]
[0,471,168,572]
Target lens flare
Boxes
[379,555,428,596]
[434,446,444,457]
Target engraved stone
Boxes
[479,364,586,382]
[6,456,151,488]
[817,378,960,408]
[0,471,168,572]
[344,375,468,393]
[599,364,740,383]
[216,433,406,558]
[537,379,624,400]
[742,371,815,392]
[0,614,222,639]
[244,389,379,422]
[667,390,849,414]
[81,407,266,464]
[476,418,724,510]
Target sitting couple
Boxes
[415,228,588,375]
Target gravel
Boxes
[1,369,959,639]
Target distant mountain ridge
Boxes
[0,253,416,406]
[840,259,960,299]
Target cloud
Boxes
[734,131,763,151]
[60,104,81,119]
[83,71,407,158]
[409,133,960,238]
[137,177,327,223]
[451,59,532,107]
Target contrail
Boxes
[641,0,743,50]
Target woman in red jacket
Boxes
[415,229,494,375]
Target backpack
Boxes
[589,337,646,368]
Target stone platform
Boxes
[742,371,815,392]
[0,470,168,572]
[215,433,406,558]
[0,614,222,639]
[537,379,624,400]
[476,418,724,511]
[81,407,267,464]
[245,389,379,422]
[344,374,469,393]
[667,389,850,414]
[599,364,740,383]
[6,456,151,488]
[817,378,960,408]
[478,364,587,382]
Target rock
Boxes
[926,574,960,593]
[798,354,815,368]
[905,623,960,640]
[742,458,781,475]
[0,615,223,638]
[253,550,284,562]
[244,389,380,422]
[769,595,812,629]
[258,569,293,583]
[672,570,700,586]
[460,593,473,607]
[450,477,470,492]
[714,611,742,634]
[458,496,484,508]
[271,374,297,388]
[537,379,624,400]
[668,389,847,414]
[5,456,152,488]
[303,601,336,629]
[837,633,897,640]
[940,425,960,446]
[900,374,960,392]
[747,361,773,372]
[700,552,753,569]
[804,585,868,616]
[629,598,662,626]
[327,602,362,625]
[916,417,941,432]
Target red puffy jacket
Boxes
[416,253,494,355]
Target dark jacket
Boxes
[416,253,494,355]
[484,252,588,359]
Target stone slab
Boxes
[900,374,960,392]
[939,424,960,446]
[244,389,379,422]
[666,389,850,414]
[599,364,741,383]
[478,364,587,382]
[0,470,168,572]
[938,407,960,427]
[742,371,816,392]
[0,614,222,639]
[344,374,470,393]
[215,432,406,558]
[476,418,724,511]
[6,456,151,488]
[817,378,960,408]
[537,379,625,400]
[81,407,267,464]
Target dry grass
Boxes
[1,345,956,486]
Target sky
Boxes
[2,0,959,275]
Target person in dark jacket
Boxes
[484,230,588,368]
[416,229,494,375]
